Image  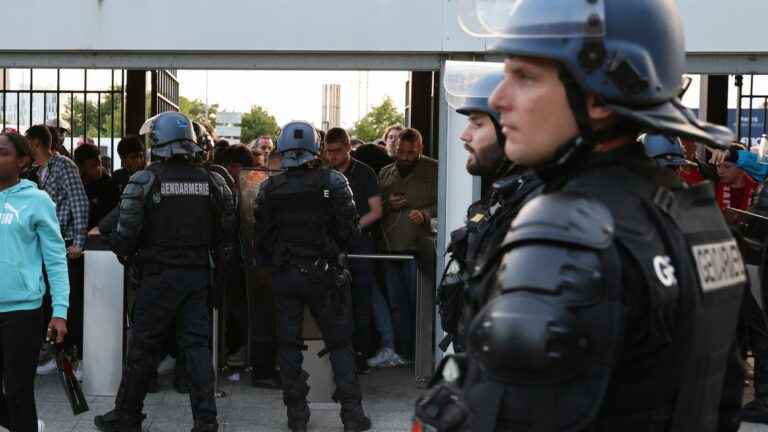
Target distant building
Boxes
[322,84,341,131]
[215,110,243,144]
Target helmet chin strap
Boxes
[536,68,625,182]
[486,116,514,179]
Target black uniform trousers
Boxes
[273,266,358,398]
[348,234,375,359]
[248,267,279,378]
[116,266,216,422]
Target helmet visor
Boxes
[138,115,157,136]
[458,0,606,39]
[444,60,504,109]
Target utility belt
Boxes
[289,255,351,309]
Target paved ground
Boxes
[25,366,421,432]
[16,366,768,432]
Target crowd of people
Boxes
[1,0,767,430]
[0,109,437,431]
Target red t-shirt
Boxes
[715,176,758,211]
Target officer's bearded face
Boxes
[460,112,504,177]
[489,57,580,167]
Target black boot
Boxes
[251,370,282,389]
[286,403,310,432]
[743,398,768,424]
[147,371,159,394]
[190,419,219,432]
[94,409,145,432]
[283,371,311,432]
[175,355,191,394]
[355,353,372,375]
[333,385,371,432]
[174,370,192,394]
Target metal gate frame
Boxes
[0,68,126,167]
[735,74,768,147]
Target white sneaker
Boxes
[36,359,56,375]
[37,419,45,432]
[74,362,83,382]
[368,348,398,368]
[383,352,406,367]
[157,355,175,375]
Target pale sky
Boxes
[176,70,411,130]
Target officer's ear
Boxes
[585,94,615,122]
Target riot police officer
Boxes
[94,112,236,432]
[414,1,744,431]
[642,134,697,169]
[438,61,542,352]
[253,121,371,432]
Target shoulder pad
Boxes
[207,170,228,187]
[327,169,351,190]
[206,164,235,184]
[503,192,614,250]
[127,169,155,186]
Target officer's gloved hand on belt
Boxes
[413,355,473,432]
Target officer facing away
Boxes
[253,121,371,432]
[414,1,745,431]
[641,134,698,170]
[438,61,542,353]
[95,112,236,432]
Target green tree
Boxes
[349,97,405,142]
[180,96,218,129]
[240,105,280,144]
[63,90,124,138]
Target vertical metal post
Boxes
[111,70,115,170]
[735,75,744,141]
[29,69,33,129]
[2,68,6,130]
[120,70,125,138]
[70,93,75,153]
[97,93,102,147]
[748,75,755,143]
[83,70,88,142]
[56,69,60,127]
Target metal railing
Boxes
[346,253,435,382]
[0,68,125,168]
[735,74,768,148]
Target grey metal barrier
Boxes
[345,253,434,383]
[212,252,436,395]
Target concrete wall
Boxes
[1,0,765,55]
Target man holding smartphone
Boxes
[377,128,437,361]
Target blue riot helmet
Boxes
[640,134,697,168]
[457,0,734,151]
[277,121,320,168]
[445,61,506,149]
[139,112,201,159]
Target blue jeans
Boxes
[383,260,417,360]
[371,284,394,350]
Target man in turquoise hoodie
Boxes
[0,132,69,432]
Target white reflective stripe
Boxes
[691,239,747,292]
